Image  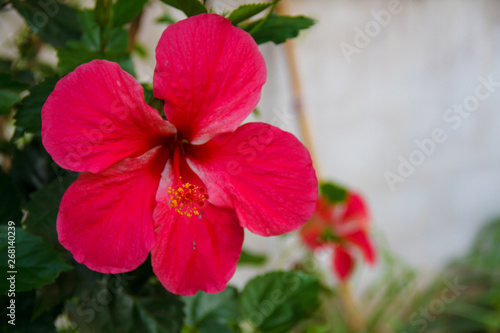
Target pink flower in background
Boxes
[300,190,375,281]
[42,14,317,296]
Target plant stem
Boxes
[0,117,12,172]
[248,0,278,35]
[128,10,144,53]
[338,282,365,332]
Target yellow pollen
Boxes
[167,182,209,217]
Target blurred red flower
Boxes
[300,189,376,281]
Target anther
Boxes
[167,181,208,217]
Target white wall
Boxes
[252,0,500,284]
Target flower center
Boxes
[319,229,341,243]
[167,181,209,218]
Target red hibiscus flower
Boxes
[299,189,375,281]
[41,14,317,296]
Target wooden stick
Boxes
[275,0,322,179]
[276,1,365,331]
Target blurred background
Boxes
[207,0,500,287]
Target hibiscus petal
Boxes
[316,197,335,222]
[187,123,318,236]
[342,192,369,225]
[57,146,168,274]
[42,60,175,173]
[154,14,266,144]
[299,213,328,250]
[344,230,376,264]
[151,163,243,295]
[333,246,354,281]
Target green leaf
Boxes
[132,283,185,333]
[470,217,500,258]
[1,290,58,332]
[143,83,154,102]
[14,76,59,135]
[67,277,184,333]
[8,137,58,195]
[35,62,59,77]
[112,0,148,27]
[240,271,321,333]
[159,0,207,17]
[0,90,20,114]
[238,248,267,266]
[133,43,148,58]
[0,72,29,91]
[0,226,72,294]
[156,12,177,25]
[57,11,134,75]
[10,0,82,48]
[57,42,101,75]
[32,281,64,319]
[78,10,101,50]
[304,325,334,333]
[228,3,272,25]
[0,72,29,115]
[23,174,77,249]
[319,181,348,204]
[0,59,36,86]
[0,170,22,225]
[0,59,13,72]
[95,0,113,28]
[183,287,240,333]
[133,297,185,332]
[57,10,133,75]
[243,14,315,45]
[106,26,130,53]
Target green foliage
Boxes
[14,76,59,135]
[0,171,22,225]
[10,0,82,48]
[470,217,500,260]
[0,58,37,86]
[414,218,500,332]
[56,43,98,75]
[342,218,500,333]
[228,3,272,25]
[238,248,267,266]
[240,271,321,332]
[112,0,148,27]
[159,0,207,17]
[319,181,348,204]
[8,137,60,195]
[362,262,419,332]
[183,287,240,333]
[1,290,58,332]
[23,173,77,249]
[156,12,177,25]
[133,43,149,58]
[0,72,29,115]
[95,0,113,28]
[57,10,134,75]
[0,226,72,294]
[66,275,185,333]
[243,14,315,45]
